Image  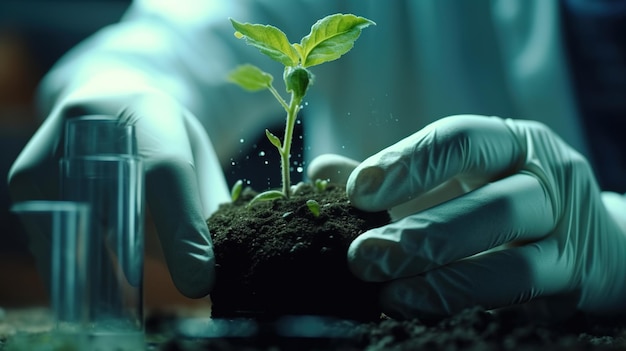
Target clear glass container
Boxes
[60,115,145,350]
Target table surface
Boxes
[0,306,212,350]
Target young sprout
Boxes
[306,199,321,217]
[228,14,375,204]
[247,189,284,208]
[314,178,329,193]
[230,179,244,202]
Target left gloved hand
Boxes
[9,89,229,299]
[309,115,626,321]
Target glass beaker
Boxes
[60,115,145,350]
[11,200,90,348]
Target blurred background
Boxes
[0,0,301,311]
[0,0,131,307]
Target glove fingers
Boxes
[347,115,523,212]
[8,114,65,203]
[379,237,573,320]
[131,97,218,298]
[146,160,216,298]
[306,153,360,186]
[183,112,230,217]
[8,114,66,288]
[348,173,554,282]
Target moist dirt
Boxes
[161,183,626,351]
[208,183,389,321]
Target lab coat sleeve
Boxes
[36,0,316,164]
[490,0,591,160]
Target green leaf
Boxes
[265,129,282,149]
[314,178,328,193]
[247,190,285,207]
[306,199,321,217]
[227,64,273,91]
[283,66,313,96]
[230,179,243,202]
[230,18,299,67]
[297,14,375,68]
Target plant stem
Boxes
[281,92,303,198]
[268,85,289,111]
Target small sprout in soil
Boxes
[306,199,321,217]
[314,178,329,193]
[228,14,375,199]
[231,179,243,202]
[247,189,285,208]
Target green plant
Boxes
[228,13,375,202]
[230,179,243,202]
[306,199,321,217]
[314,178,329,193]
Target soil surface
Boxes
[2,307,625,350]
[154,306,626,350]
[208,183,390,321]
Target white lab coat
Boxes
[38,0,591,169]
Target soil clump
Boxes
[208,183,389,321]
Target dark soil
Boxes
[153,306,626,350]
[208,183,390,321]
[4,306,626,350]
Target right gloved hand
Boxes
[9,89,230,298]
[309,115,626,322]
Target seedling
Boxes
[314,178,329,193]
[306,199,321,217]
[228,14,375,204]
[230,179,244,202]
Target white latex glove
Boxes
[9,89,229,298]
[311,115,626,321]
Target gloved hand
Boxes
[310,115,626,321]
[9,89,230,298]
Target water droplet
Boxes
[231,161,236,166]
[296,119,301,124]
[264,160,269,165]
[296,167,303,173]
[259,151,266,157]
[239,138,245,143]
[304,101,309,106]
